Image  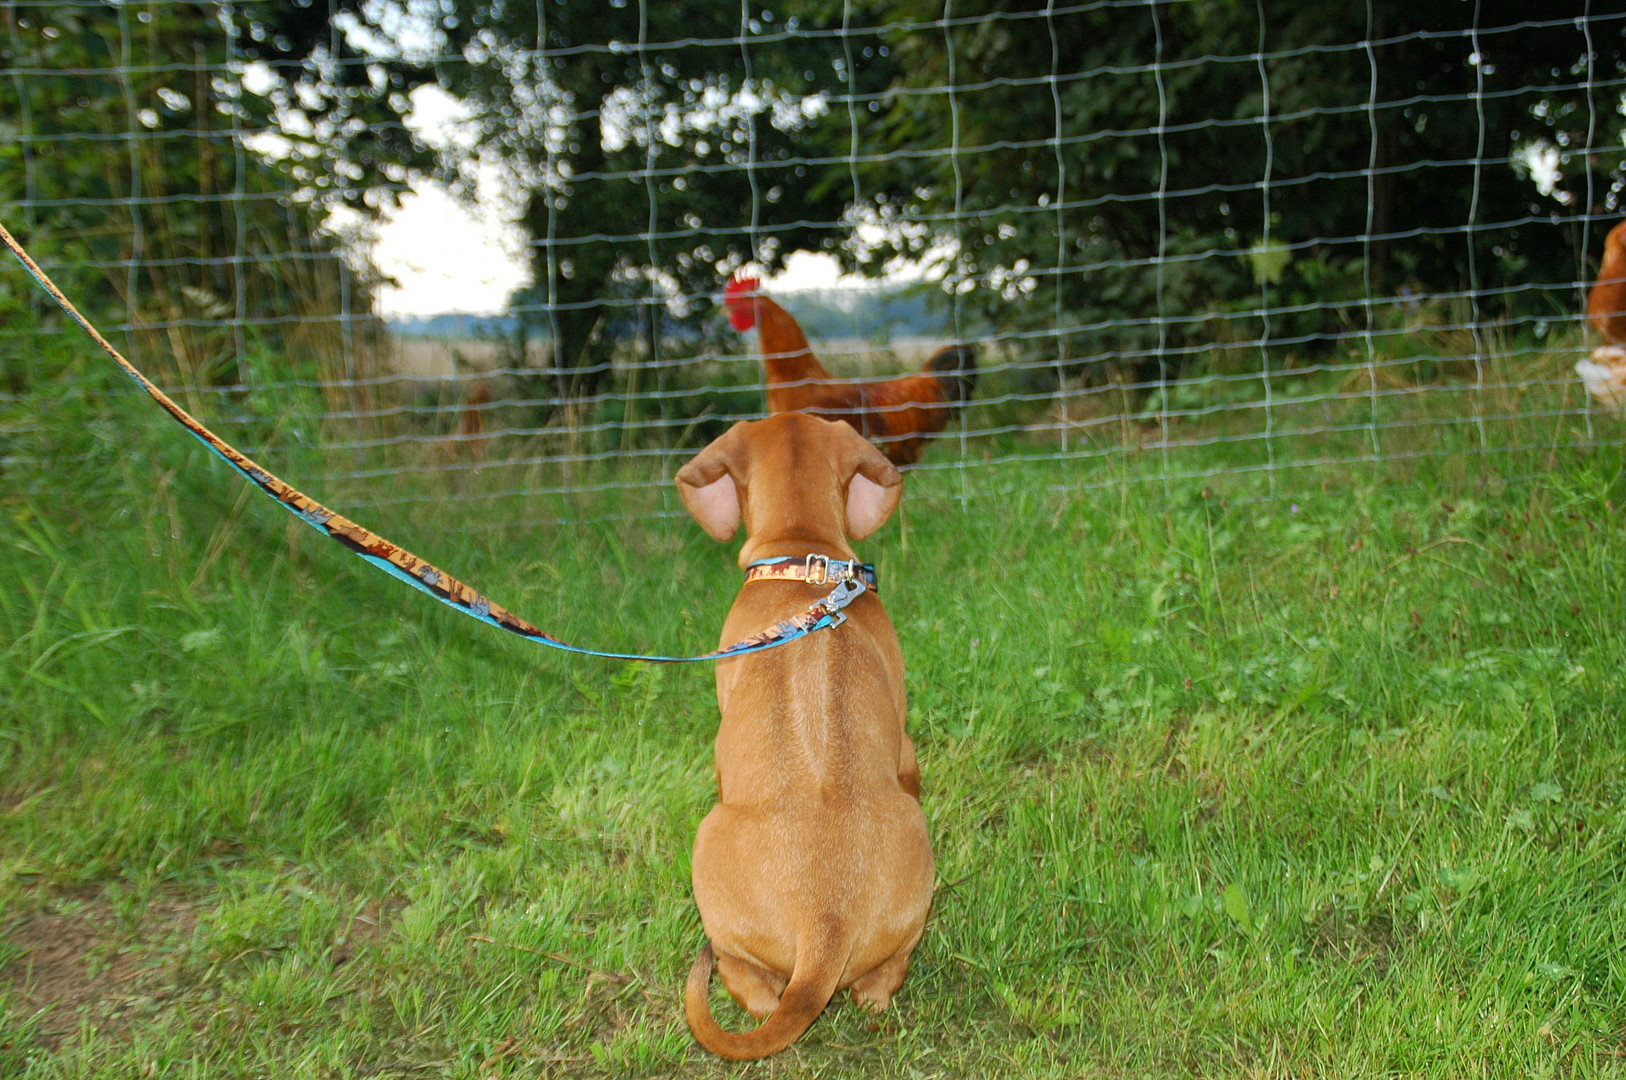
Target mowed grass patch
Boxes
[1,374,1625,1076]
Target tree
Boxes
[428,0,1625,404]
[843,0,1626,385]
[0,0,436,388]
[432,2,884,405]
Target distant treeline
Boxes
[389,313,527,341]
[388,286,953,344]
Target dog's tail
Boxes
[684,920,848,1061]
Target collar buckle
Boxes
[805,552,858,587]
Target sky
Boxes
[364,86,529,317]
[367,179,852,317]
[366,87,856,318]
[368,171,530,317]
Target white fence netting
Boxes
[3,1,1624,521]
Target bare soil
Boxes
[0,893,199,1047]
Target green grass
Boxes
[2,346,1626,1077]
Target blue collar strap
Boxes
[745,554,878,593]
[0,221,867,665]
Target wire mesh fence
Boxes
[2,1,1623,525]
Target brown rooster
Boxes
[1580,219,1626,410]
[725,276,977,466]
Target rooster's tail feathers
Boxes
[924,345,978,403]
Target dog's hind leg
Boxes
[716,951,789,1019]
[848,935,920,1012]
[898,732,922,800]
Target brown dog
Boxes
[675,413,935,1061]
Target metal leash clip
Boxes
[820,577,867,628]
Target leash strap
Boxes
[0,221,867,663]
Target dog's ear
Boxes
[844,435,903,541]
[676,422,748,541]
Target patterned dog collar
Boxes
[745,554,879,593]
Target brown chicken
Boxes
[725,275,977,465]
[437,381,493,463]
[1580,219,1626,410]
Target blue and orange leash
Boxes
[0,221,867,662]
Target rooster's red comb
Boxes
[724,275,761,331]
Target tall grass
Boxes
[0,338,1624,1077]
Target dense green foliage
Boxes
[852,1,1623,369]
[427,0,1624,395]
[0,1,434,388]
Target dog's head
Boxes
[675,414,902,556]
